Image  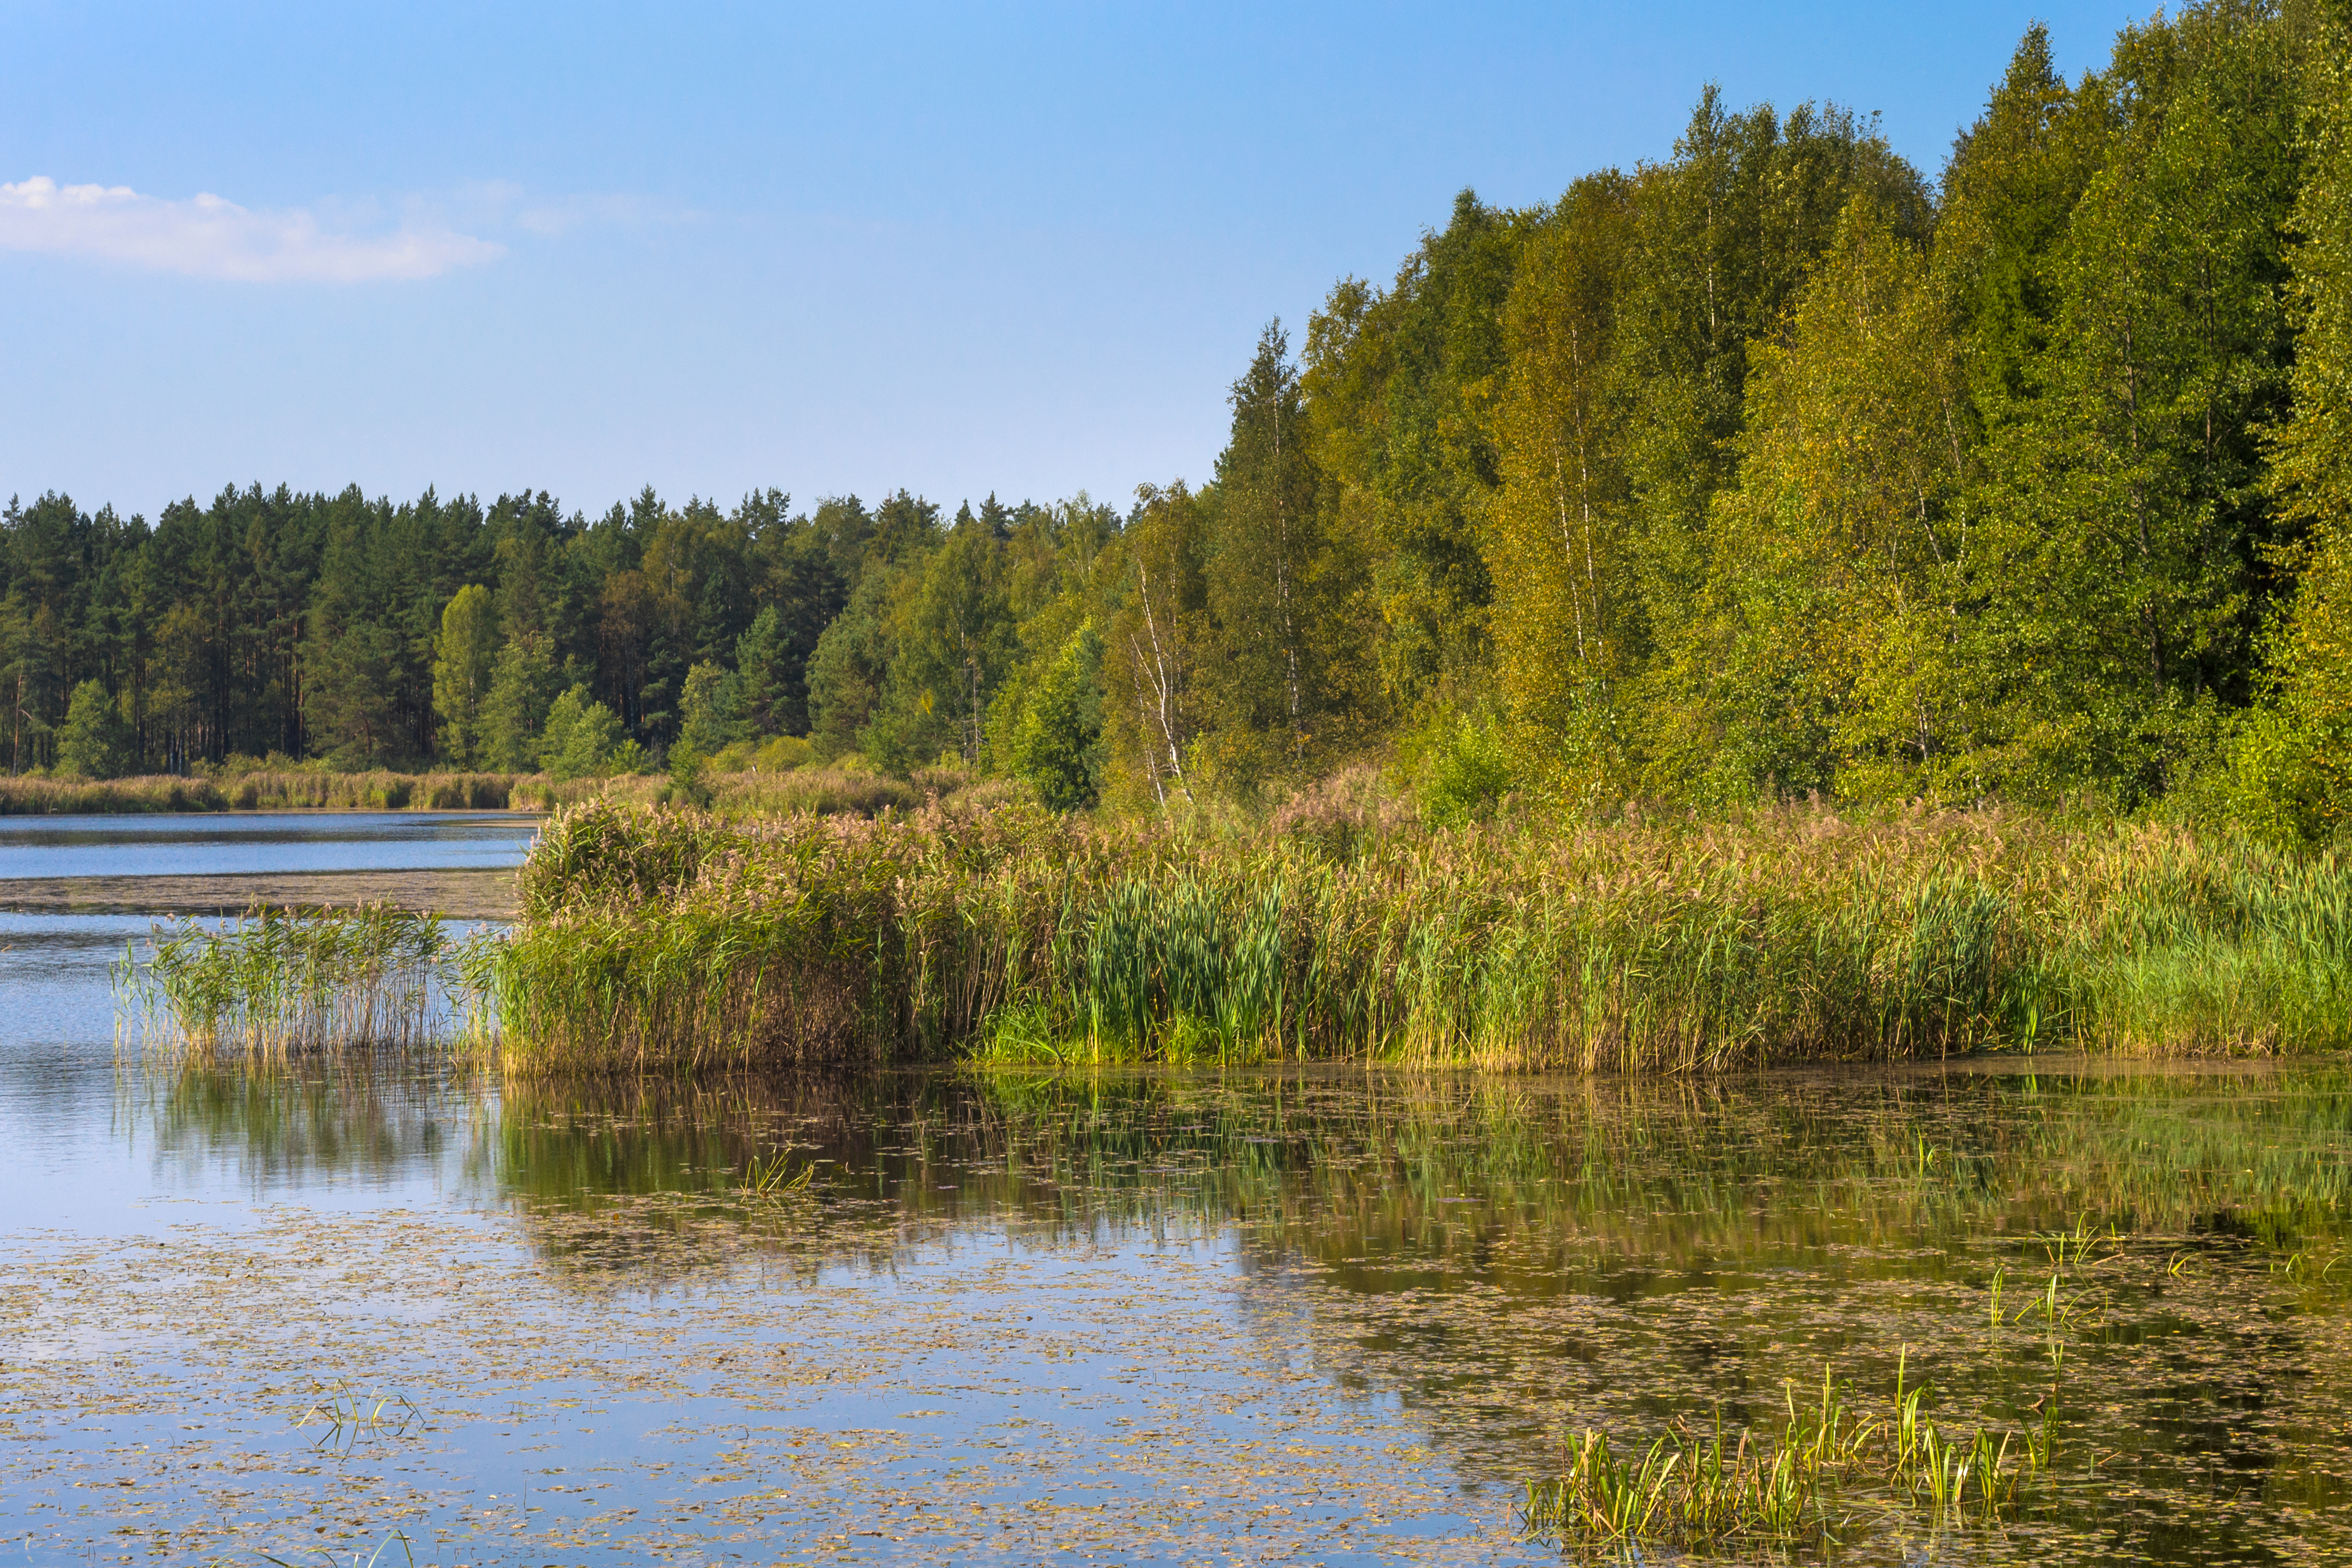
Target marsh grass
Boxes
[118,902,453,1055]
[0,759,1003,818]
[1522,1353,2058,1551]
[477,797,2352,1071]
[0,769,545,815]
[704,765,919,818]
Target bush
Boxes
[664,742,715,809]
[1415,710,1515,827]
[752,734,814,772]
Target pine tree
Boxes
[1204,321,1330,783]
[735,606,788,738]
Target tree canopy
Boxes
[9,2,2351,834]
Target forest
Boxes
[8,0,2352,839]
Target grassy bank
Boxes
[469,795,2352,1072]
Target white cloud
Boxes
[511,191,698,237]
[442,181,702,238]
[0,176,503,282]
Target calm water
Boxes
[3,817,2350,1564]
[0,811,538,880]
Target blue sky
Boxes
[2,1,2151,525]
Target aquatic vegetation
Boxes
[296,1381,427,1453]
[261,1530,419,1568]
[475,797,2352,1071]
[0,772,233,814]
[1522,1355,2058,1550]
[118,902,453,1054]
[30,1057,2352,1563]
[742,1148,815,1196]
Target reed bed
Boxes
[703,765,921,818]
[471,796,2352,1072]
[118,902,454,1054]
[0,763,986,816]
[0,772,235,813]
[0,769,543,814]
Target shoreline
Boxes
[0,866,522,920]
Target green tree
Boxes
[538,683,625,780]
[2243,9,2352,835]
[1302,190,1521,711]
[431,584,499,767]
[1963,1,2306,801]
[734,606,790,737]
[1695,197,1979,804]
[1102,483,1211,808]
[1615,92,1932,748]
[677,660,742,760]
[806,551,915,761]
[477,634,563,771]
[305,618,405,767]
[56,679,129,778]
[1010,623,1106,810]
[1483,173,1637,803]
[870,503,1015,771]
[752,525,852,736]
[1202,321,1348,786]
[0,592,47,774]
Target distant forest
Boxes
[9,2,2352,834]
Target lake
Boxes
[3,813,2349,1565]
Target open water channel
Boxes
[4,813,2351,1565]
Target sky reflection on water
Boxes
[0,811,537,880]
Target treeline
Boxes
[8,1,2352,834]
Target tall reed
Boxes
[474,797,2352,1072]
[0,770,538,815]
[118,902,452,1054]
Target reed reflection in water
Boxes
[32,1054,2352,1565]
[488,1062,2352,1561]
